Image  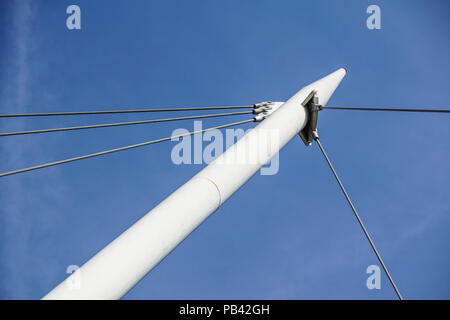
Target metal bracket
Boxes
[298,90,322,146]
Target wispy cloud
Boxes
[0,1,66,299]
[0,0,35,299]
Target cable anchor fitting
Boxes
[253,101,284,122]
[298,90,323,146]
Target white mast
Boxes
[43,68,347,300]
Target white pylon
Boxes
[43,68,347,300]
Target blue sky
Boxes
[0,0,449,299]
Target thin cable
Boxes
[314,136,403,300]
[0,119,254,178]
[0,111,253,137]
[322,106,450,113]
[0,105,253,118]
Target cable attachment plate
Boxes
[299,90,322,146]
